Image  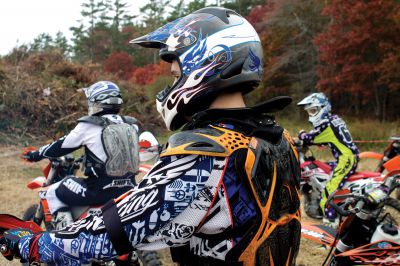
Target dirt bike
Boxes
[20,147,162,266]
[359,136,400,200]
[301,169,400,265]
[295,142,389,220]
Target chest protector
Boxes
[163,125,301,266]
[78,116,139,177]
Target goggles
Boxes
[305,106,320,117]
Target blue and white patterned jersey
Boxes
[19,152,257,265]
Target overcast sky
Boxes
[0,1,141,55]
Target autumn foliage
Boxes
[104,51,134,80]
[314,0,400,119]
[131,61,170,85]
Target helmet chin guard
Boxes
[131,7,263,130]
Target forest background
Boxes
[0,0,399,149]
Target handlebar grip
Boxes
[0,244,8,254]
[354,200,365,213]
[328,200,351,217]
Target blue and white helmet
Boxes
[83,81,123,116]
[297,92,331,127]
[130,7,263,130]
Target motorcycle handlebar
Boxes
[328,199,352,217]
[327,196,365,217]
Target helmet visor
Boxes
[306,106,320,117]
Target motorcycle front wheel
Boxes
[382,197,400,224]
[23,203,44,226]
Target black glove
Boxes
[0,228,33,261]
[25,150,43,162]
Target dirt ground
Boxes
[0,145,332,265]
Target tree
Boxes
[247,0,328,103]
[53,32,70,56]
[110,0,136,30]
[109,0,137,52]
[314,0,400,120]
[104,51,134,80]
[30,33,53,52]
[167,0,185,21]
[70,23,89,62]
[80,0,107,60]
[221,0,265,16]
[139,0,170,31]
[131,62,169,85]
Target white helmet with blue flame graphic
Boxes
[130,7,263,130]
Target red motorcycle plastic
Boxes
[296,143,385,219]
[301,153,400,265]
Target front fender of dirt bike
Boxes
[359,151,384,160]
[301,222,337,247]
[383,155,400,173]
[26,176,46,190]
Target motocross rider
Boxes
[297,92,359,223]
[0,8,301,266]
[23,81,139,229]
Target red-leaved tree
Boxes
[314,0,400,120]
[131,61,170,85]
[104,51,134,80]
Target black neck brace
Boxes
[184,96,292,143]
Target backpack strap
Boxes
[121,116,138,125]
[77,116,112,127]
[161,126,251,158]
[102,200,134,255]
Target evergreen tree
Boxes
[139,0,171,64]
[80,0,106,60]
[30,33,53,52]
[109,0,137,52]
[70,22,89,62]
[53,32,70,57]
[221,0,265,16]
[140,0,171,31]
[167,0,185,21]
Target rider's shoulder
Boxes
[77,115,108,126]
[328,114,346,126]
[161,126,251,158]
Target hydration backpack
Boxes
[78,115,139,177]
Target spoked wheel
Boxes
[380,198,400,225]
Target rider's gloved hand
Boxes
[0,228,32,261]
[298,130,307,140]
[293,138,303,147]
[25,150,43,162]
